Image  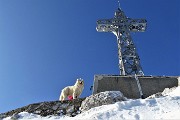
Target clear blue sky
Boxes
[0,0,179,113]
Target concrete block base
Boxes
[93,75,180,99]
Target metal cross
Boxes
[96,7,147,75]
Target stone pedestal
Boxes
[93,75,180,99]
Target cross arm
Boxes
[128,18,147,32]
[96,19,115,32]
[96,18,147,33]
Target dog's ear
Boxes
[76,79,79,83]
[77,78,83,81]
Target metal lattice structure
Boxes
[96,7,147,75]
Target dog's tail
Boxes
[59,92,63,101]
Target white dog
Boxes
[59,78,84,101]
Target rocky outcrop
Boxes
[0,98,85,119]
[1,91,128,119]
[81,91,127,111]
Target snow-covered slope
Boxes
[4,86,180,120]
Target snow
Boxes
[77,96,180,120]
[163,86,180,97]
[3,86,180,120]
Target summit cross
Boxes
[96,5,147,75]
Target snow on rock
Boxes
[81,91,127,111]
[4,112,42,120]
[163,86,180,96]
[147,86,180,99]
[3,112,69,120]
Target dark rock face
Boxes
[81,91,127,111]
[0,98,85,119]
[0,91,128,119]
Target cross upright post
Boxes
[96,6,147,75]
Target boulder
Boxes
[81,91,127,111]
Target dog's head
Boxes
[75,78,84,87]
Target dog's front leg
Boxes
[73,93,78,99]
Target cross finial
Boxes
[118,0,121,9]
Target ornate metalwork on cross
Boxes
[96,5,147,75]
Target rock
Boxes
[81,91,127,111]
[0,98,85,119]
[147,92,163,99]
[10,113,21,120]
